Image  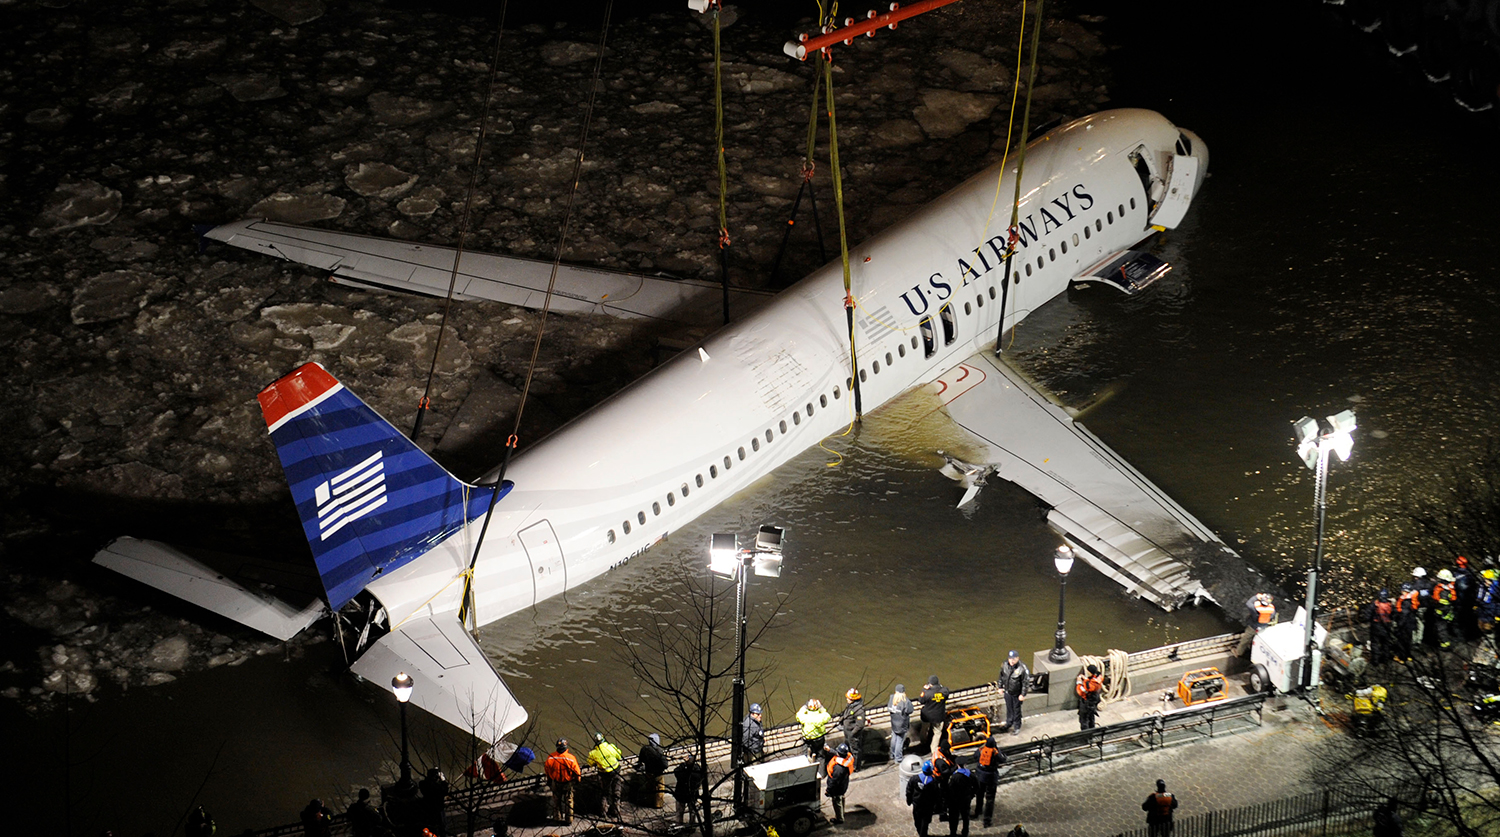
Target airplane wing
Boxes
[922,353,1228,610]
[93,537,326,641]
[204,219,774,327]
[351,615,527,743]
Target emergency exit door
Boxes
[519,520,567,603]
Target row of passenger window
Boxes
[605,384,851,546]
[605,198,1141,548]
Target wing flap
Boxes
[93,537,326,641]
[931,353,1222,610]
[351,615,527,743]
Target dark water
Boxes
[18,2,1500,833]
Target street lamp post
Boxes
[1291,409,1357,692]
[391,672,415,789]
[710,526,783,813]
[1049,545,1075,664]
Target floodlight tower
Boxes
[1291,409,1356,692]
[710,525,784,812]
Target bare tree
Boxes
[569,572,789,837]
[1314,451,1500,836]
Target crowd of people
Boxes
[1365,557,1500,663]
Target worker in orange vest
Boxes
[543,738,582,825]
[1433,569,1458,650]
[1367,589,1395,664]
[972,735,1005,827]
[1141,778,1178,837]
[1075,665,1104,730]
[824,743,854,823]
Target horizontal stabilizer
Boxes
[93,537,326,641]
[351,616,528,743]
[205,219,773,327]
[1074,249,1170,294]
[930,354,1222,610]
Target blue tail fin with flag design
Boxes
[257,363,508,610]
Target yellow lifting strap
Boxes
[995,0,1045,355]
[814,0,862,421]
[713,1,732,324]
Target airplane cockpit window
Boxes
[940,304,957,345]
[1176,132,1192,157]
[920,317,937,358]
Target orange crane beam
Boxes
[782,0,962,60]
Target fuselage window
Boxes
[724,455,732,470]
[872,361,880,374]
[976,295,984,308]
[1129,197,1136,210]
[964,302,972,316]
[752,438,760,452]
[988,287,996,299]
[1095,219,1103,231]
[1024,263,1032,277]
[638,511,646,525]
[737,446,746,461]
[911,336,919,350]
[1072,233,1079,246]
[667,492,675,506]
[1060,240,1068,255]
[859,369,868,382]
[778,421,787,434]
[820,394,828,407]
[1118,203,1125,217]
[886,352,893,366]
[1037,256,1044,270]
[1107,211,1114,224]
[623,520,631,534]
[696,474,704,487]
[897,344,906,358]
[710,465,719,478]
[793,411,801,425]
[833,386,841,399]
[1084,226,1091,240]
[807,401,816,415]
[920,316,936,358]
[608,529,616,544]
[1048,248,1056,261]
[940,304,957,345]
[682,482,691,496]
[652,502,660,516]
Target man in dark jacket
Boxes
[839,688,867,770]
[346,789,391,837]
[673,753,704,827]
[638,733,669,809]
[972,735,1004,827]
[825,743,854,823]
[419,767,449,835]
[918,675,949,753]
[907,761,943,837]
[997,652,1030,735]
[945,765,977,837]
[300,799,334,837]
[1142,778,1178,836]
[741,703,765,762]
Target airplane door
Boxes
[519,520,567,603]
[1149,154,1200,229]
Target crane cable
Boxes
[816,1,862,426]
[409,0,511,442]
[713,1,733,324]
[995,0,1045,355]
[458,0,615,633]
[769,61,829,283]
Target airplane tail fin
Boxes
[258,363,506,610]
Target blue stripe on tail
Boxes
[265,379,506,610]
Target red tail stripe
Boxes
[258,362,340,429]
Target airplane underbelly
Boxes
[519,520,567,604]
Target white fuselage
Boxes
[366,109,1209,628]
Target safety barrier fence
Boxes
[254,633,1245,836]
[998,691,1267,782]
[1112,780,1411,837]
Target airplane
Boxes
[98,109,1230,743]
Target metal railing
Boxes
[1114,782,1406,837]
